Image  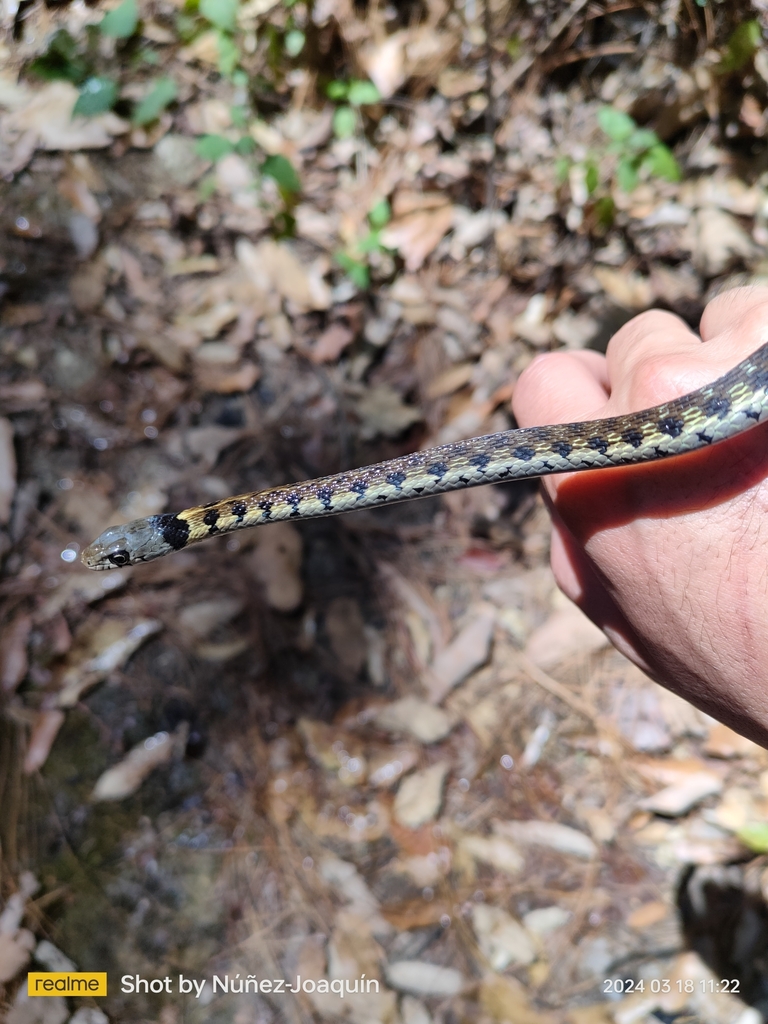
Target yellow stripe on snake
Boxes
[82,344,768,570]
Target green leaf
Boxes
[100,0,139,39]
[216,31,240,76]
[616,156,638,192]
[132,77,177,126]
[261,154,301,193]
[336,251,369,289]
[234,136,256,155]
[358,229,382,253]
[737,822,768,853]
[200,0,239,32]
[594,195,615,230]
[27,30,88,84]
[73,76,119,116]
[230,105,248,129]
[598,106,636,143]
[642,143,681,182]
[585,162,599,195]
[199,174,218,201]
[347,79,381,106]
[285,29,305,56]
[333,105,356,138]
[721,20,762,72]
[138,47,161,65]
[626,128,658,153]
[195,134,235,161]
[554,156,571,185]
[368,198,391,229]
[326,80,349,100]
[175,13,199,42]
[505,35,522,59]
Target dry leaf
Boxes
[393,762,449,829]
[325,597,367,674]
[0,417,16,525]
[458,834,524,876]
[24,710,66,775]
[57,619,163,707]
[237,238,331,312]
[375,696,455,744]
[91,729,177,801]
[0,613,30,693]
[361,31,408,99]
[638,772,723,817]
[427,603,495,702]
[309,322,355,363]
[525,604,608,670]
[494,819,598,859]
[355,385,422,440]
[2,81,128,151]
[248,522,303,612]
[472,904,536,970]
[381,204,455,271]
[384,960,465,997]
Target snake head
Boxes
[81,518,168,570]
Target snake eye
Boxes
[107,550,130,567]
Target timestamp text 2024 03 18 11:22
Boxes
[603,979,741,996]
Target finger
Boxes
[512,349,609,428]
[603,309,706,411]
[700,284,768,342]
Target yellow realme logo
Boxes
[28,973,107,996]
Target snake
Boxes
[82,343,768,570]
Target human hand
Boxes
[512,286,768,746]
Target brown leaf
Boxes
[381,205,455,271]
[0,417,17,525]
[309,323,355,363]
[0,613,31,693]
[380,898,449,930]
[248,522,303,612]
[24,709,65,775]
[325,597,367,674]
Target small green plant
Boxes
[195,133,256,161]
[73,76,119,117]
[198,0,242,77]
[719,20,762,73]
[100,0,139,39]
[132,77,178,126]
[284,28,305,57]
[27,0,177,127]
[194,141,301,234]
[336,199,392,289]
[326,79,381,139]
[597,107,680,191]
[556,107,680,231]
[737,822,768,853]
[27,29,90,83]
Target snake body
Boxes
[82,344,768,570]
